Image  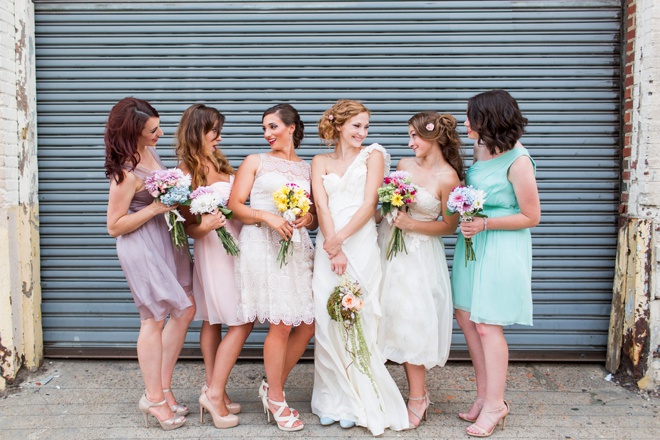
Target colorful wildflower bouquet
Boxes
[144,168,191,249]
[189,186,239,256]
[326,275,378,396]
[272,182,312,268]
[377,171,418,260]
[445,185,487,266]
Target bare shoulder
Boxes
[396,157,415,171]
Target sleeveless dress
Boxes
[451,147,536,326]
[192,176,245,325]
[235,154,315,326]
[311,144,409,436]
[115,147,193,322]
[377,186,453,369]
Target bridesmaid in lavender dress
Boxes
[105,97,194,431]
[176,104,252,430]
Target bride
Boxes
[310,99,409,435]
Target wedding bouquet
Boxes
[377,171,418,260]
[272,182,312,268]
[445,185,487,266]
[326,275,378,397]
[189,186,239,256]
[144,168,191,249]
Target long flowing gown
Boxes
[311,143,409,436]
[115,147,193,321]
[235,154,315,326]
[192,176,244,325]
[451,147,535,326]
[377,186,452,369]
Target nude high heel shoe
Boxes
[407,390,432,429]
[163,388,188,416]
[202,384,241,415]
[199,391,239,429]
[138,394,186,431]
[466,400,510,438]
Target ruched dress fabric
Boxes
[115,147,193,322]
[235,154,315,326]
[451,147,535,326]
[192,176,245,325]
[377,186,453,369]
[311,144,409,436]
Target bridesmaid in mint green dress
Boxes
[450,90,540,438]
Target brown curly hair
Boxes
[104,97,159,184]
[467,89,528,155]
[408,112,465,181]
[318,99,370,146]
[175,104,234,189]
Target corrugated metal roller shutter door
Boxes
[35,1,621,357]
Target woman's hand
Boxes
[391,210,416,231]
[150,198,178,215]
[323,233,343,259]
[330,251,348,276]
[291,212,312,229]
[460,217,486,239]
[263,211,294,240]
[199,209,227,234]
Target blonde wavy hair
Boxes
[175,104,234,189]
[318,99,370,146]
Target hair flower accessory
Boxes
[328,114,334,121]
[426,123,435,131]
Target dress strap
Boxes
[363,143,391,176]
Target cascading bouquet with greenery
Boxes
[377,171,419,260]
[326,275,379,401]
[272,182,312,267]
[445,185,487,266]
[144,168,191,249]
[189,186,239,256]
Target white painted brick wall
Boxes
[0,0,16,206]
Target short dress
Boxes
[377,185,453,369]
[451,147,536,326]
[235,154,315,326]
[115,147,193,322]
[192,176,245,325]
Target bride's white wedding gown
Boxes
[311,144,409,435]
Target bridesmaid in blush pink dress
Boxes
[176,104,253,430]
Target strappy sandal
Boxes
[407,390,432,429]
[459,396,485,423]
[163,388,188,416]
[138,394,186,431]
[466,400,510,437]
[261,391,303,432]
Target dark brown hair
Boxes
[467,89,528,155]
[175,104,233,189]
[262,103,305,148]
[408,112,465,181]
[104,97,159,184]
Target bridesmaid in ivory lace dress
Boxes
[376,112,463,429]
[310,99,408,435]
[105,97,193,431]
[228,104,318,432]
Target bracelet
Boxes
[483,217,488,231]
[252,209,262,225]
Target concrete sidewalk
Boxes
[0,359,658,439]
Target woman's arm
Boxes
[311,154,337,240]
[323,149,385,257]
[461,155,540,238]
[176,163,227,240]
[106,171,174,237]
[227,154,293,240]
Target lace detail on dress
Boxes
[402,187,443,253]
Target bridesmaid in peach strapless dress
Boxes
[176,104,253,430]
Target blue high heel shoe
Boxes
[339,419,356,429]
[319,416,336,426]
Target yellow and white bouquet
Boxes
[272,182,312,267]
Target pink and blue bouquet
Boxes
[445,185,487,265]
[189,186,239,256]
[377,171,418,260]
[145,168,191,249]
